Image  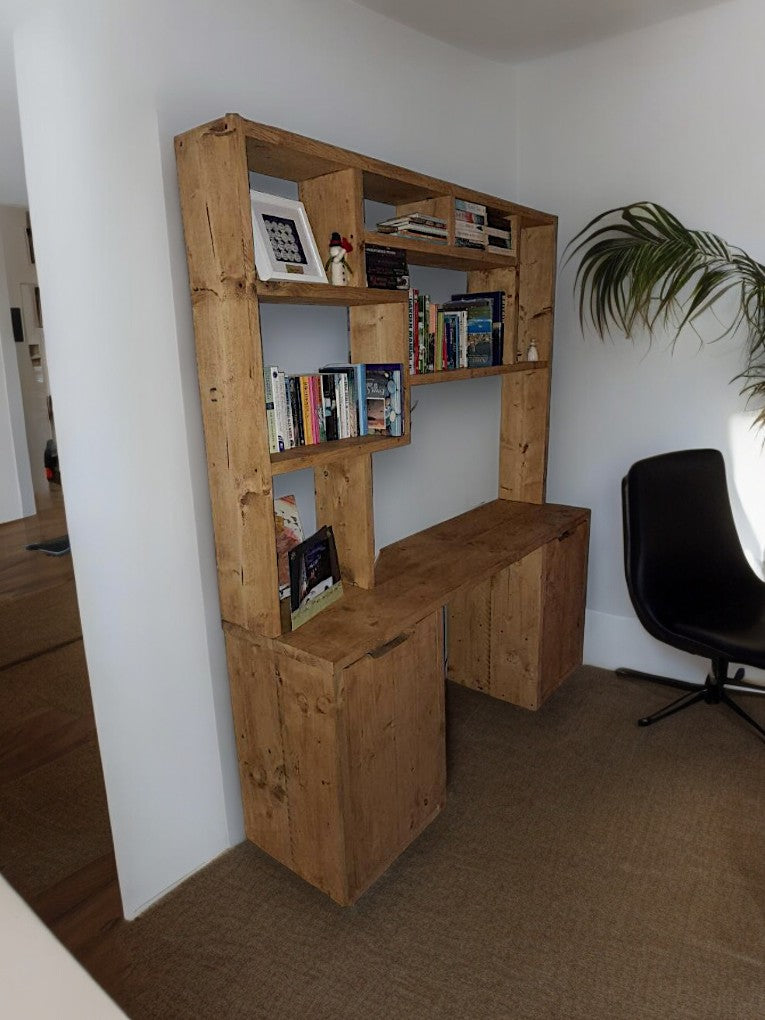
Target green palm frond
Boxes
[565,202,765,426]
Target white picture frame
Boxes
[250,190,328,284]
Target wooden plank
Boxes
[539,521,589,702]
[271,433,407,476]
[468,266,519,366]
[255,281,407,306]
[410,363,545,387]
[314,455,375,590]
[175,117,281,636]
[342,613,445,899]
[224,633,292,868]
[364,232,518,271]
[518,223,557,364]
[446,578,491,693]
[300,167,365,281]
[276,652,348,903]
[499,369,550,503]
[489,552,544,709]
[0,708,96,786]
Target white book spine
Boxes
[264,366,278,454]
[270,366,288,451]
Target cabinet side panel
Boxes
[343,614,446,900]
[225,632,292,866]
[446,577,492,692]
[539,520,589,702]
[489,552,543,709]
[277,652,348,903]
[499,369,550,503]
[299,168,365,279]
[314,454,375,589]
[176,119,281,636]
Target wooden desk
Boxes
[224,499,589,905]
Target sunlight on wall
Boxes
[728,411,765,579]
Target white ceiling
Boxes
[350,0,732,61]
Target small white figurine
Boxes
[325,232,353,286]
[526,340,539,362]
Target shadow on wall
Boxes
[728,411,765,580]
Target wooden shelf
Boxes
[256,280,407,306]
[365,232,518,271]
[271,433,409,475]
[410,362,548,386]
[227,499,589,671]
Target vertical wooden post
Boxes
[176,116,281,636]
[314,454,375,589]
[300,168,365,280]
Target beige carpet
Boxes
[106,667,765,1020]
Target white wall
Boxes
[12,0,519,915]
[517,0,765,681]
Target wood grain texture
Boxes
[364,231,519,271]
[271,433,406,476]
[499,369,550,504]
[225,633,292,868]
[349,302,410,437]
[409,362,544,387]
[518,223,557,364]
[175,115,281,636]
[255,281,407,306]
[539,522,589,704]
[342,613,445,899]
[314,454,375,589]
[300,167,365,280]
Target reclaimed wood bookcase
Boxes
[175,114,589,905]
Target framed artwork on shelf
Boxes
[250,190,327,283]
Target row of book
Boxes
[365,244,410,290]
[455,199,513,254]
[264,363,403,453]
[376,212,448,244]
[408,290,506,374]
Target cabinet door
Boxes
[341,611,446,901]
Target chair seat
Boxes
[671,601,765,670]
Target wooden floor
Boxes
[0,490,124,982]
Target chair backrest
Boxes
[622,449,758,629]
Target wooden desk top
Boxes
[226,499,589,672]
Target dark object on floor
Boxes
[44,438,60,485]
[26,535,70,557]
[618,448,765,739]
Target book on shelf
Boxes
[274,495,304,600]
[455,198,488,249]
[375,212,448,244]
[365,364,403,436]
[365,243,410,290]
[407,291,505,373]
[289,524,343,629]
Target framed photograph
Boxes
[250,190,328,283]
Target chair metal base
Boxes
[616,659,765,741]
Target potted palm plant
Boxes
[566,202,765,425]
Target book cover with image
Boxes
[365,363,402,436]
[274,495,304,600]
[289,525,343,629]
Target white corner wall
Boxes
[516,0,765,681]
[12,0,519,915]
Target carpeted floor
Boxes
[104,667,765,1020]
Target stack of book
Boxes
[264,363,403,452]
[365,244,410,290]
[408,290,506,375]
[375,213,448,244]
[454,199,487,250]
[487,212,513,255]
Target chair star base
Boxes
[616,659,765,741]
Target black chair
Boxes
[618,448,765,739]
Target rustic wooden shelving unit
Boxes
[175,114,589,905]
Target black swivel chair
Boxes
[618,448,765,739]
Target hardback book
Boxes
[450,290,506,364]
[274,495,304,600]
[365,363,402,436]
[263,366,278,453]
[289,524,343,629]
[319,363,367,435]
[455,198,486,216]
[442,298,494,367]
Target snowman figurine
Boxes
[325,232,353,286]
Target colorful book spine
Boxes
[263,367,278,453]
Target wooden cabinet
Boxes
[447,519,589,710]
[175,114,590,904]
[225,613,444,905]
